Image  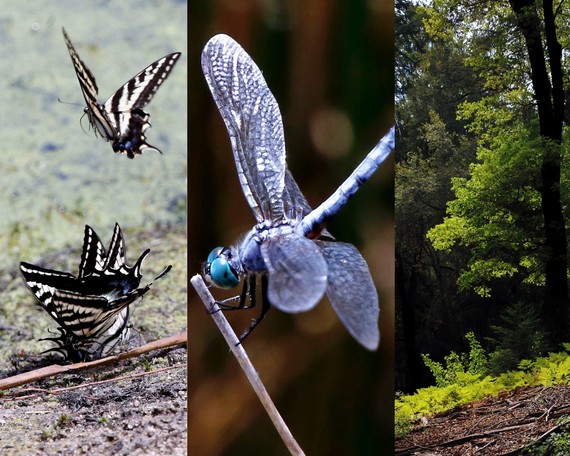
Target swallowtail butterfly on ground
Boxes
[62,27,181,159]
[20,224,172,362]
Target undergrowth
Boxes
[523,417,570,455]
[395,334,570,438]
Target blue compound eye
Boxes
[207,247,224,266]
[209,257,240,289]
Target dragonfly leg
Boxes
[210,294,241,313]
[237,275,271,344]
[213,276,256,312]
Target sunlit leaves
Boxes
[427,123,548,296]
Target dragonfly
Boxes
[201,34,394,351]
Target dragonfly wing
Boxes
[261,234,327,313]
[202,34,288,223]
[283,169,312,219]
[284,169,334,240]
[316,240,380,350]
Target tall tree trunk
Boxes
[509,0,569,344]
[396,237,424,392]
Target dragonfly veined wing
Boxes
[201,33,394,351]
[201,34,287,223]
[316,241,380,351]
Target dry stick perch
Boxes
[0,331,187,391]
[191,274,306,456]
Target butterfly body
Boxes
[62,27,181,158]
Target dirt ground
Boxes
[0,225,187,455]
[0,348,187,455]
[395,385,570,455]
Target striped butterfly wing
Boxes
[50,280,157,360]
[62,27,117,143]
[103,52,181,158]
[62,28,181,159]
[78,224,107,278]
[20,262,146,361]
[78,223,143,296]
[43,289,135,361]
[78,223,138,297]
[52,288,146,338]
[103,223,127,271]
[43,306,131,362]
[95,222,172,295]
[19,224,173,361]
[20,262,118,334]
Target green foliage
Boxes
[396,376,504,438]
[532,352,570,386]
[422,332,488,387]
[487,301,550,373]
[139,358,154,372]
[465,331,488,374]
[396,343,570,438]
[396,0,570,400]
[420,0,570,301]
[427,123,552,297]
[523,417,570,455]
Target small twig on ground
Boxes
[499,423,563,456]
[0,331,187,391]
[190,274,306,456]
[3,363,186,401]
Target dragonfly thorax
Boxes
[239,221,298,275]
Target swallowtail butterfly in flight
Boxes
[20,223,172,362]
[62,27,181,159]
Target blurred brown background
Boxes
[189,0,394,454]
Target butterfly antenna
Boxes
[57,97,84,107]
[57,97,92,135]
[79,111,92,135]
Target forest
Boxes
[395,0,570,395]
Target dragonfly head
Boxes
[204,246,240,289]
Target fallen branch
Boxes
[499,423,563,456]
[0,331,187,391]
[397,422,535,454]
[190,274,306,456]
[3,363,186,401]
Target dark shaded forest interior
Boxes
[396,0,569,393]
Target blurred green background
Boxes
[0,1,187,376]
[189,0,394,454]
